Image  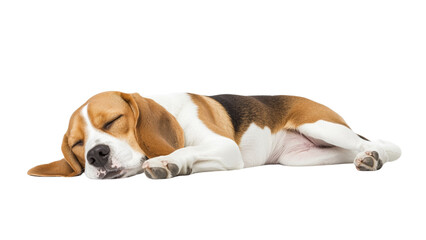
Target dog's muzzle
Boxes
[87,144,125,179]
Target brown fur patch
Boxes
[283,96,349,129]
[209,95,349,144]
[122,93,185,158]
[189,94,235,140]
[86,92,142,155]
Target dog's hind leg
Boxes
[296,120,401,171]
[276,130,356,166]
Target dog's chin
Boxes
[85,167,143,179]
[83,167,123,179]
[93,168,124,179]
[101,170,126,179]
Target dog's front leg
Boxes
[142,137,244,179]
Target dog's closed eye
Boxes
[103,115,123,130]
[72,140,84,148]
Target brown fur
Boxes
[189,94,235,140]
[86,92,141,155]
[122,93,185,158]
[208,95,348,144]
[284,96,349,129]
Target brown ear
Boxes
[121,93,185,158]
[27,134,84,177]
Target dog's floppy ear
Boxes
[27,134,84,177]
[121,93,185,158]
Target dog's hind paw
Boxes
[354,151,383,171]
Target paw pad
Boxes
[354,151,383,171]
[143,160,180,179]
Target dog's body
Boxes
[28,92,401,179]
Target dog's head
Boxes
[28,91,184,179]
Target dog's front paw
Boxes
[142,158,180,179]
[354,151,383,171]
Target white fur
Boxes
[298,120,402,163]
[81,105,145,179]
[236,123,357,167]
[144,94,244,175]
[238,124,273,167]
[212,120,401,169]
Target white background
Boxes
[1,1,425,239]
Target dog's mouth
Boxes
[90,156,147,179]
[93,157,126,179]
[96,168,125,179]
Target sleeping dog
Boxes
[28,92,401,179]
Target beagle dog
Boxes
[28,91,401,179]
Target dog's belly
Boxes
[238,123,316,168]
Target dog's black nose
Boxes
[87,144,110,167]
